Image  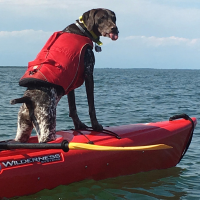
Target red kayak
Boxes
[0,114,196,199]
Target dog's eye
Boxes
[98,15,106,23]
[100,16,105,20]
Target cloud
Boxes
[1,0,200,38]
[0,29,199,68]
[113,0,200,39]
[0,30,52,66]
[0,0,99,32]
[0,0,91,7]
[0,0,98,14]
[97,34,200,69]
[0,29,51,38]
[124,35,200,48]
[0,30,52,49]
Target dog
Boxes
[11,8,119,143]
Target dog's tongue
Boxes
[109,33,118,40]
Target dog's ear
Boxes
[82,9,98,31]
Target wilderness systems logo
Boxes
[1,153,62,168]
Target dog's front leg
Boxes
[67,90,88,130]
[85,68,103,131]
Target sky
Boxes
[0,0,200,69]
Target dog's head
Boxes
[82,8,119,41]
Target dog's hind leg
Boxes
[33,87,61,143]
[11,96,41,139]
[13,87,61,143]
[15,103,33,143]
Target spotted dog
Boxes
[11,8,119,143]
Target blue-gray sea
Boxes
[0,67,199,200]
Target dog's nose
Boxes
[111,26,119,34]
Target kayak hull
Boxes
[0,117,196,199]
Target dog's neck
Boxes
[63,23,85,36]
[63,21,102,52]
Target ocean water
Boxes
[0,67,199,200]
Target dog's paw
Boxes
[71,116,88,130]
[74,121,88,130]
[92,122,103,131]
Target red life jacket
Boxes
[20,31,93,95]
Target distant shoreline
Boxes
[0,66,199,70]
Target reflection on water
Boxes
[15,167,186,200]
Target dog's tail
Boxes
[10,97,40,136]
[10,96,32,105]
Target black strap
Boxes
[169,113,194,163]
[88,128,121,139]
[71,129,94,144]
[70,127,121,144]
